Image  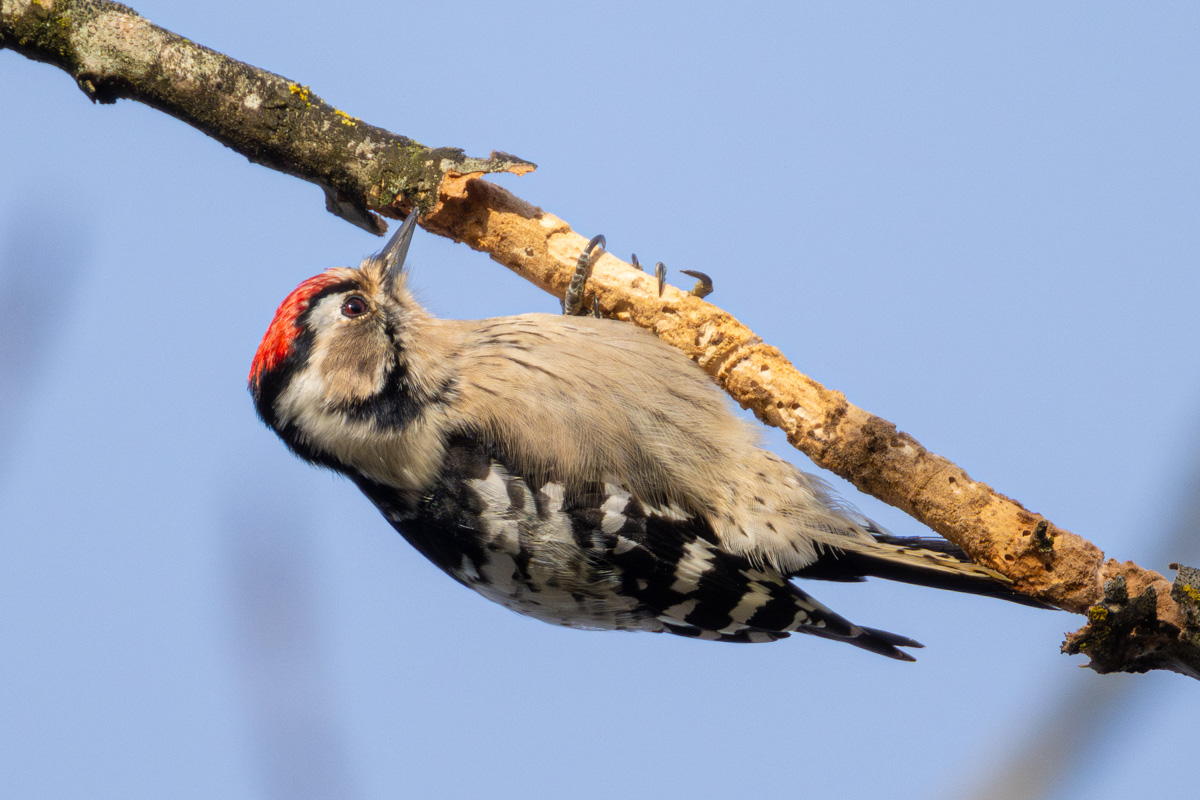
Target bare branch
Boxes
[4,0,1195,677]
[0,0,532,232]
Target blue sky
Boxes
[3,3,1198,798]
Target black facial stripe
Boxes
[332,358,459,432]
[334,359,419,426]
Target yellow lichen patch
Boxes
[1087,605,1109,624]
[287,83,312,105]
[334,109,360,126]
[1179,583,1200,604]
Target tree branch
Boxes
[4,0,1195,677]
[0,0,532,232]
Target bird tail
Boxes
[660,582,926,661]
[794,532,1051,609]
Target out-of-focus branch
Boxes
[4,0,1195,677]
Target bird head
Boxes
[248,207,425,446]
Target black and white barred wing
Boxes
[354,437,922,660]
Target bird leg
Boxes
[562,234,606,316]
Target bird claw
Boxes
[680,270,714,299]
[562,234,606,316]
[634,254,667,297]
[584,246,713,313]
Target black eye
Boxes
[341,295,369,317]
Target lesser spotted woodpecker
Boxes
[249,208,1041,660]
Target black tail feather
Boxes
[793,533,1053,609]
[798,621,923,662]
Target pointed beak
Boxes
[377,205,421,291]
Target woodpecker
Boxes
[249,208,1041,660]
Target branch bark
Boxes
[4,0,1195,677]
[0,0,532,233]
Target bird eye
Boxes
[341,295,369,317]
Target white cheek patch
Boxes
[275,365,327,424]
